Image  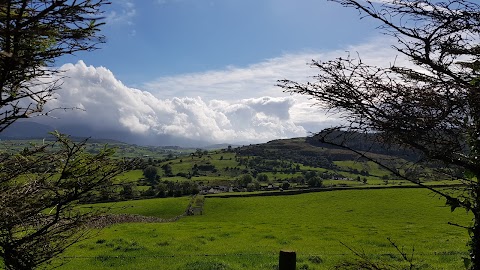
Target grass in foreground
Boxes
[57,188,470,270]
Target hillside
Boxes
[92,133,453,203]
[2,133,456,204]
[235,133,418,172]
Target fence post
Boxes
[279,250,296,270]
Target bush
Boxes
[307,176,323,188]
[257,173,269,182]
[238,174,253,187]
[143,165,158,184]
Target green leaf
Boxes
[463,257,471,269]
[446,197,461,212]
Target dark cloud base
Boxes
[2,120,212,147]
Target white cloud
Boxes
[32,36,413,146]
[145,36,406,102]
[144,36,408,133]
[36,61,307,145]
[106,0,136,25]
[144,53,319,101]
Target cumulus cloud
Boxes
[144,36,409,134]
[35,61,306,145]
[30,36,413,146]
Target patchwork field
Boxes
[57,188,471,270]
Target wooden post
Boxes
[279,250,296,270]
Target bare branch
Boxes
[279,0,480,267]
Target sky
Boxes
[33,0,403,146]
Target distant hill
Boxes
[0,121,54,139]
[305,131,420,161]
[235,132,421,169]
[203,143,241,150]
[0,121,127,144]
[236,137,337,168]
[0,120,210,147]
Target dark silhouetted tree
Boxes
[0,0,110,131]
[0,1,113,269]
[278,0,480,268]
[0,133,127,269]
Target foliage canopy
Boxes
[0,0,109,131]
[278,0,480,268]
[0,0,113,269]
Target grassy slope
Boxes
[114,138,451,188]
[58,188,470,270]
[82,197,191,218]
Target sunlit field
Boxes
[58,188,470,270]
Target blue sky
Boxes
[60,0,381,85]
[43,0,399,146]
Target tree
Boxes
[303,170,317,181]
[195,148,204,157]
[120,182,136,200]
[247,180,260,192]
[143,165,159,184]
[156,182,167,198]
[257,173,269,182]
[0,133,127,269]
[0,0,109,132]
[307,176,323,188]
[278,0,480,268]
[238,174,253,188]
[0,1,112,268]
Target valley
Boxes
[1,135,468,269]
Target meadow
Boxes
[57,188,471,270]
[82,196,191,218]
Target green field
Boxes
[0,139,195,159]
[82,196,191,218]
[56,188,471,270]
